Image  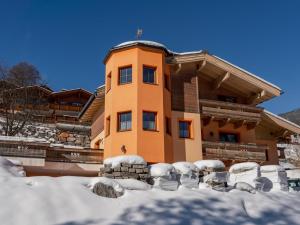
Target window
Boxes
[143,66,156,84]
[107,73,111,92]
[118,112,132,131]
[179,121,191,138]
[105,116,111,136]
[143,111,157,131]
[164,74,170,91]
[219,132,239,143]
[165,117,171,135]
[218,95,237,103]
[119,66,132,84]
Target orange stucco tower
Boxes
[103,41,173,163]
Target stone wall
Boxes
[0,118,91,147]
[100,163,150,182]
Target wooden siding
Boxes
[171,73,199,113]
[199,99,262,122]
[202,141,268,162]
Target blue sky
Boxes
[0,0,299,114]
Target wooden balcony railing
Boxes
[46,148,103,164]
[202,141,268,162]
[0,140,48,158]
[199,99,262,123]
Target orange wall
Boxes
[104,47,172,163]
[172,111,203,162]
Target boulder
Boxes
[92,179,124,198]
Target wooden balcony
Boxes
[0,140,48,158]
[46,148,103,164]
[199,99,262,127]
[202,141,268,162]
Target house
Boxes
[0,84,92,124]
[79,40,300,165]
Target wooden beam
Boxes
[273,129,289,138]
[175,63,182,74]
[234,120,246,129]
[218,118,231,128]
[196,60,206,73]
[203,116,214,126]
[247,121,259,130]
[212,72,230,90]
[248,90,266,105]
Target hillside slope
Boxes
[280,108,300,126]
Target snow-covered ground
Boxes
[1,158,300,225]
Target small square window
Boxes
[143,111,157,131]
[143,66,156,84]
[179,121,191,138]
[118,112,132,131]
[119,67,132,85]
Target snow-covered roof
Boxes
[115,40,168,49]
[0,135,49,144]
[263,110,300,134]
[213,55,282,91]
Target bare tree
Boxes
[0,62,47,136]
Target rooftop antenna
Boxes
[136,28,143,40]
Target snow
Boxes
[149,163,175,177]
[88,177,124,193]
[173,162,199,189]
[115,179,151,191]
[0,176,300,225]
[1,158,300,224]
[229,162,260,188]
[104,155,146,168]
[233,182,256,194]
[0,135,48,143]
[115,40,168,50]
[194,160,225,171]
[260,166,289,192]
[172,161,198,175]
[0,157,25,177]
[286,169,300,179]
[260,165,285,173]
[229,162,260,173]
[203,172,229,184]
[213,55,282,91]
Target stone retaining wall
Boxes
[100,163,150,182]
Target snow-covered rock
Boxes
[194,160,225,171]
[149,163,175,178]
[260,165,288,192]
[229,162,260,174]
[173,162,199,189]
[172,162,198,175]
[104,155,146,168]
[203,172,229,184]
[0,157,26,177]
[234,182,256,194]
[152,177,179,191]
[150,163,178,191]
[91,177,124,198]
[115,179,151,191]
[229,162,260,188]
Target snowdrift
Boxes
[173,162,199,188]
[229,162,260,188]
[0,157,26,177]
